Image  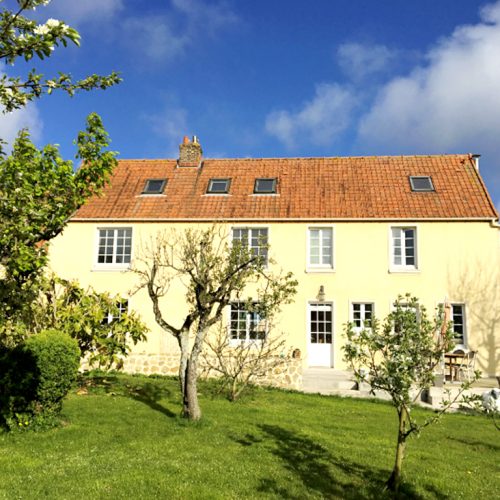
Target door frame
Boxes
[307,300,334,367]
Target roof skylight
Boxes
[254,178,277,194]
[142,179,167,195]
[207,178,230,194]
[409,176,434,192]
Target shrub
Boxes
[0,329,80,430]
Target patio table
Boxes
[444,352,466,382]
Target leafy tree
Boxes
[343,295,479,493]
[29,275,148,368]
[0,114,117,340]
[0,0,120,343]
[132,226,297,420]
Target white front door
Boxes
[308,303,333,367]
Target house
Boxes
[49,136,500,386]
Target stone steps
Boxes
[302,368,358,393]
[301,369,495,411]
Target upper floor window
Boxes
[391,227,417,271]
[232,227,268,265]
[97,228,132,266]
[308,227,333,269]
[142,179,166,194]
[207,178,231,194]
[352,302,373,330]
[409,176,434,192]
[230,302,266,341]
[254,178,277,194]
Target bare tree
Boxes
[132,226,297,420]
[201,323,289,401]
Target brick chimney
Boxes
[178,135,203,167]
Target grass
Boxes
[0,372,498,499]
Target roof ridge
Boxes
[116,153,471,162]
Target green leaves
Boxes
[0,2,121,112]
[29,276,148,369]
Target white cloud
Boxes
[337,42,397,81]
[123,0,238,63]
[122,16,189,63]
[265,83,357,148]
[0,104,43,151]
[358,1,500,156]
[172,0,238,34]
[44,0,123,24]
[146,106,189,157]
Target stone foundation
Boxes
[82,352,303,391]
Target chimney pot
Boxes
[471,153,480,171]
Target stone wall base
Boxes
[82,352,303,391]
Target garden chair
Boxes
[456,350,477,382]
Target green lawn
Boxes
[0,373,497,499]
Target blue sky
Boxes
[3,0,500,211]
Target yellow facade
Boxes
[49,220,500,377]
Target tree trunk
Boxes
[180,325,206,420]
[182,357,201,420]
[386,407,408,492]
[178,331,189,400]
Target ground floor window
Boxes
[102,299,128,324]
[351,302,373,330]
[230,302,265,341]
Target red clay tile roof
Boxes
[73,154,499,221]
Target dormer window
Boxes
[409,176,434,192]
[207,178,230,194]
[142,179,166,195]
[254,178,277,194]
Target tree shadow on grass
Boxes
[234,424,441,499]
[447,435,500,453]
[124,382,176,418]
[81,373,176,418]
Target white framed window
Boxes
[229,302,266,341]
[390,226,418,271]
[232,227,268,265]
[440,303,467,347]
[102,299,129,324]
[307,227,334,270]
[96,227,132,267]
[451,304,466,346]
[351,302,374,330]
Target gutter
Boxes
[70,217,498,223]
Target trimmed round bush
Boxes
[0,329,80,430]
